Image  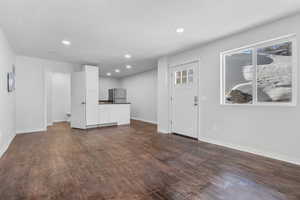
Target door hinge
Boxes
[170,96,173,101]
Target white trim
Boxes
[198,137,300,166]
[220,102,297,107]
[221,33,296,55]
[53,119,68,123]
[44,70,48,130]
[16,128,46,134]
[253,47,258,103]
[220,34,297,106]
[131,117,157,125]
[158,129,169,134]
[0,134,15,158]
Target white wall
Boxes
[120,69,157,124]
[157,57,169,132]
[51,73,71,123]
[16,56,79,133]
[99,77,120,100]
[158,13,300,165]
[0,28,15,158]
[16,57,46,133]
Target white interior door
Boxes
[171,62,199,138]
[71,72,86,129]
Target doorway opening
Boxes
[46,72,71,127]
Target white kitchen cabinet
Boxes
[98,105,112,124]
[109,105,118,123]
[98,104,130,125]
[114,104,130,125]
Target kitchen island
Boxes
[98,102,130,126]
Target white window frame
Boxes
[220,34,297,106]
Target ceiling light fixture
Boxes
[124,54,132,59]
[106,72,111,76]
[115,69,120,73]
[176,28,184,34]
[126,65,132,69]
[61,40,71,46]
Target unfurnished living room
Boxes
[1,0,300,199]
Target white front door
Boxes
[171,62,199,138]
[71,72,86,129]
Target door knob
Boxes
[81,102,86,105]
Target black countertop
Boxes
[99,100,131,105]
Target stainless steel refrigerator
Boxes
[108,88,127,103]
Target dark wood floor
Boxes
[1,120,300,200]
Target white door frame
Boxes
[168,60,201,139]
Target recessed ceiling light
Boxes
[126,65,132,69]
[124,54,132,59]
[176,28,184,34]
[115,69,120,73]
[61,40,71,46]
[106,72,111,76]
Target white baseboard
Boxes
[158,129,170,134]
[198,137,300,166]
[48,120,69,126]
[53,120,68,123]
[131,117,157,125]
[0,133,15,158]
[16,128,46,134]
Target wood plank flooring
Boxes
[0,120,300,200]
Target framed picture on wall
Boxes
[220,34,297,106]
[7,64,16,92]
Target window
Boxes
[175,69,194,85]
[175,71,181,85]
[182,70,187,84]
[188,69,194,83]
[221,34,297,106]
